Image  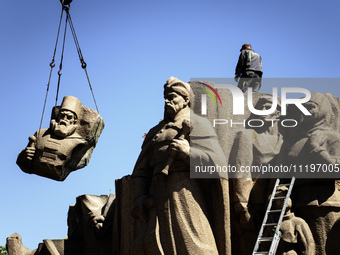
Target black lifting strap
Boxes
[39,3,99,133]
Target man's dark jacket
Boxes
[235,49,262,76]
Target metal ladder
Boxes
[252,177,295,255]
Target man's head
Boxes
[52,96,82,138]
[255,95,281,121]
[240,43,252,51]
[302,92,332,128]
[163,77,190,116]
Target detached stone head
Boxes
[163,77,190,116]
[52,96,82,138]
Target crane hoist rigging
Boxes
[16,0,105,181]
[40,0,99,132]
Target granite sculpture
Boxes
[262,187,315,254]
[6,234,36,255]
[67,194,116,255]
[276,92,340,254]
[131,77,230,254]
[16,96,104,181]
[229,95,283,254]
[8,79,340,255]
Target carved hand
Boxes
[308,132,325,153]
[24,147,36,161]
[92,215,105,231]
[169,139,190,160]
[308,133,335,164]
[24,135,37,161]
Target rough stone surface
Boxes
[261,187,315,254]
[6,233,36,255]
[67,194,115,255]
[9,79,340,255]
[130,77,230,254]
[16,96,104,181]
[276,92,340,255]
[190,82,340,255]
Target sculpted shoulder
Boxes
[190,113,217,138]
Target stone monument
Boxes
[17,96,104,181]
[7,78,340,255]
[228,95,283,254]
[276,92,340,254]
[130,77,231,254]
[262,187,315,254]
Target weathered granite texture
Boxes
[130,77,230,254]
[67,194,116,255]
[276,92,340,255]
[17,96,104,181]
[6,234,36,255]
[261,187,316,254]
[8,78,340,255]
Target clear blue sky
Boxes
[1,0,340,250]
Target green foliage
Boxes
[0,246,7,255]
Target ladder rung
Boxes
[253,177,296,255]
[258,237,273,242]
[277,183,290,187]
[269,209,282,213]
[272,196,286,199]
[264,223,277,226]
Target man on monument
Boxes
[131,77,230,255]
[17,95,102,181]
[234,43,263,92]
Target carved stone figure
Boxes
[67,194,116,255]
[131,77,231,254]
[263,187,315,255]
[17,96,104,181]
[10,80,340,255]
[229,95,283,254]
[6,233,36,255]
[277,92,340,255]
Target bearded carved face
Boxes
[303,101,321,121]
[51,110,78,138]
[301,92,332,128]
[164,92,189,116]
[257,99,280,120]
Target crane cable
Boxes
[39,3,99,135]
[55,6,69,107]
[38,7,64,133]
[64,7,99,113]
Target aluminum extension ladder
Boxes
[252,177,296,255]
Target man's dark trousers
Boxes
[238,71,262,93]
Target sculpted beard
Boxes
[51,119,77,138]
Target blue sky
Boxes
[1,0,340,249]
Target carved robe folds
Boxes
[131,112,230,255]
